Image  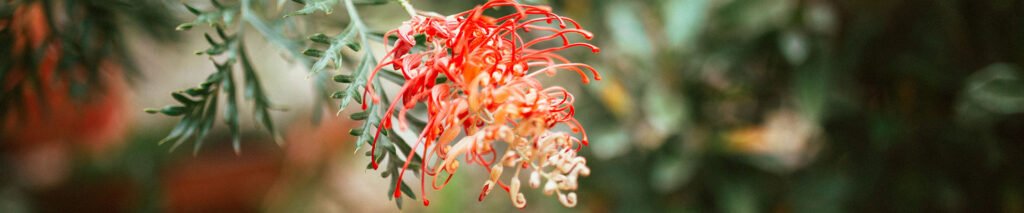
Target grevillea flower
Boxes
[362,0,599,208]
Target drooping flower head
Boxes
[363,0,599,208]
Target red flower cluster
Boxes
[363,0,599,208]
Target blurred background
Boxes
[2,0,1024,212]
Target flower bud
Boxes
[510,178,521,195]
[578,164,591,176]
[513,192,527,209]
[479,180,494,201]
[506,176,527,208]
[529,171,541,188]
[558,192,577,207]
[543,180,557,195]
[490,165,503,182]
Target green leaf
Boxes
[388,129,413,156]
[285,0,338,17]
[307,25,359,74]
[434,75,447,84]
[308,33,331,44]
[399,181,416,199]
[414,34,426,45]
[353,0,389,6]
[302,48,325,57]
[176,23,195,31]
[239,46,283,146]
[160,105,188,116]
[349,128,365,136]
[403,112,427,134]
[338,69,368,110]
[334,74,354,83]
[330,91,347,99]
[180,2,239,28]
[182,87,208,97]
[345,41,361,51]
[158,115,194,146]
[194,90,220,155]
[351,88,363,104]
[964,63,1024,114]
[210,0,226,9]
[151,0,289,156]
[168,109,202,152]
[184,3,202,15]
[378,69,405,84]
[172,92,197,105]
[350,111,369,120]
[201,33,230,55]
[394,193,404,209]
[223,68,242,155]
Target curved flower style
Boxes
[362,0,599,208]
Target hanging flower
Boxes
[363,0,599,208]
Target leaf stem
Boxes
[398,0,418,18]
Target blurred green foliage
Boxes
[561,0,1024,212]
